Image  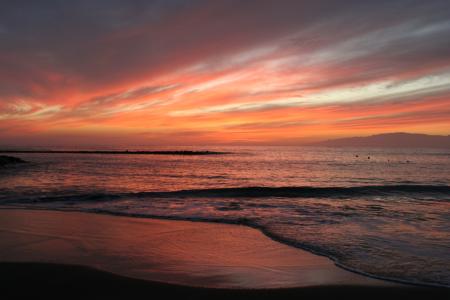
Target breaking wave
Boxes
[4,184,449,204]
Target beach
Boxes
[1,209,448,298]
[2,0,450,297]
[2,148,449,287]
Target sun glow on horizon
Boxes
[1,1,449,146]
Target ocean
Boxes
[0,146,449,287]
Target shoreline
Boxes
[1,206,447,289]
[0,209,449,298]
[0,208,395,289]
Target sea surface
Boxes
[0,146,449,287]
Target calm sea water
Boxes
[0,146,449,287]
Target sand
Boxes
[0,208,390,289]
[1,209,448,299]
[4,262,449,300]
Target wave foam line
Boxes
[3,185,449,204]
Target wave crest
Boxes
[5,184,449,204]
[134,185,450,198]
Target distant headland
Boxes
[0,150,230,156]
[310,133,450,149]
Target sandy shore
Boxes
[1,209,448,298]
[0,208,387,288]
[2,262,448,300]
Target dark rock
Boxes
[0,155,27,167]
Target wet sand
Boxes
[0,209,447,298]
[0,208,387,288]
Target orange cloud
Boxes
[1,1,450,146]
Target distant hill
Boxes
[311,133,450,149]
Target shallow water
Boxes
[0,146,449,286]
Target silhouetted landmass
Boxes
[311,133,450,149]
[0,150,230,156]
[0,155,27,166]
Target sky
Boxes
[1,0,450,146]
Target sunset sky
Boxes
[1,0,450,146]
